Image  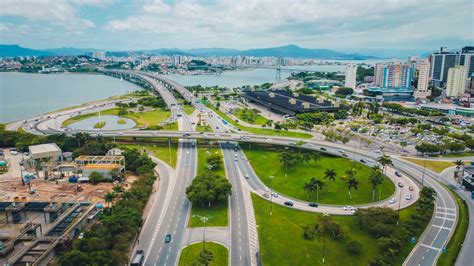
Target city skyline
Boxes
[0,0,473,52]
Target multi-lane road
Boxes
[9,71,464,266]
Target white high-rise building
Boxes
[414,60,431,99]
[446,66,468,97]
[344,64,357,89]
[92,51,106,60]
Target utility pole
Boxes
[397,186,403,226]
[168,138,172,165]
[421,155,427,186]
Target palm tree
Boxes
[105,192,115,208]
[419,186,437,204]
[345,168,357,179]
[454,160,464,176]
[113,184,123,194]
[303,179,317,200]
[324,168,337,182]
[377,154,393,174]
[311,152,321,164]
[347,177,359,199]
[368,169,384,202]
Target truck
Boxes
[130,250,144,266]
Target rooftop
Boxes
[28,143,61,156]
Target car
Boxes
[388,198,396,204]
[305,143,314,147]
[234,157,238,161]
[405,194,412,200]
[265,138,272,142]
[78,232,84,239]
[10,150,18,155]
[288,142,296,145]
[118,132,124,136]
[284,201,294,207]
[397,182,404,188]
[320,147,327,151]
[342,153,348,157]
[245,173,250,179]
[395,171,402,177]
[308,202,319,207]
[343,206,355,211]
[338,149,345,153]
[408,186,414,191]
[262,193,269,198]
[271,192,279,198]
[360,159,367,163]
[165,234,171,243]
[263,186,269,192]
[186,151,190,155]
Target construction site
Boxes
[0,146,133,265]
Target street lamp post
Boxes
[193,215,212,251]
[269,175,274,216]
[421,155,427,186]
[397,186,403,226]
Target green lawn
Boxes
[119,138,179,168]
[403,157,455,173]
[243,144,395,205]
[438,151,474,158]
[117,119,126,124]
[438,187,469,266]
[62,107,173,128]
[93,121,106,128]
[209,105,313,139]
[188,142,228,227]
[178,242,228,266]
[253,194,406,265]
[234,108,269,125]
[183,104,195,115]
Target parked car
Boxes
[389,198,396,204]
[262,194,269,198]
[398,182,404,188]
[284,201,294,207]
[409,186,414,191]
[308,203,319,208]
[395,172,402,177]
[405,194,412,200]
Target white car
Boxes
[271,192,279,198]
[343,206,354,211]
[186,151,190,155]
[405,194,412,200]
[338,149,345,153]
[265,138,272,142]
[305,143,314,147]
[388,198,396,204]
[263,186,269,192]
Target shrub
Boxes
[346,240,362,254]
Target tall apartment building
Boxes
[414,59,431,99]
[446,66,468,97]
[430,47,456,85]
[458,46,474,79]
[374,63,385,86]
[381,62,414,89]
[344,64,357,89]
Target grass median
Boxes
[119,138,179,168]
[209,105,313,139]
[178,242,228,266]
[243,144,395,205]
[188,141,228,227]
[234,108,269,125]
[402,157,455,173]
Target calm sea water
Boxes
[0,72,141,123]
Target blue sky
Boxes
[0,0,473,51]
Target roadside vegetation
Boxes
[253,186,437,265]
[209,105,313,139]
[243,144,395,205]
[178,242,228,266]
[187,142,231,227]
[93,121,106,128]
[234,108,269,125]
[118,137,179,168]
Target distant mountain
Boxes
[185,45,375,59]
[186,48,240,57]
[43,47,96,56]
[1,44,377,60]
[0,44,53,57]
[340,48,433,59]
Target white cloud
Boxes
[0,0,95,31]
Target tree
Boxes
[347,177,359,199]
[193,249,214,266]
[279,149,298,174]
[355,207,398,237]
[105,192,115,208]
[303,177,324,201]
[324,168,337,182]
[377,154,393,174]
[346,240,362,255]
[454,160,464,175]
[89,171,107,184]
[368,169,384,202]
[206,154,222,171]
[186,173,232,207]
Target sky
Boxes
[0,0,473,52]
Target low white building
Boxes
[29,143,62,161]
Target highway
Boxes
[9,70,462,266]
